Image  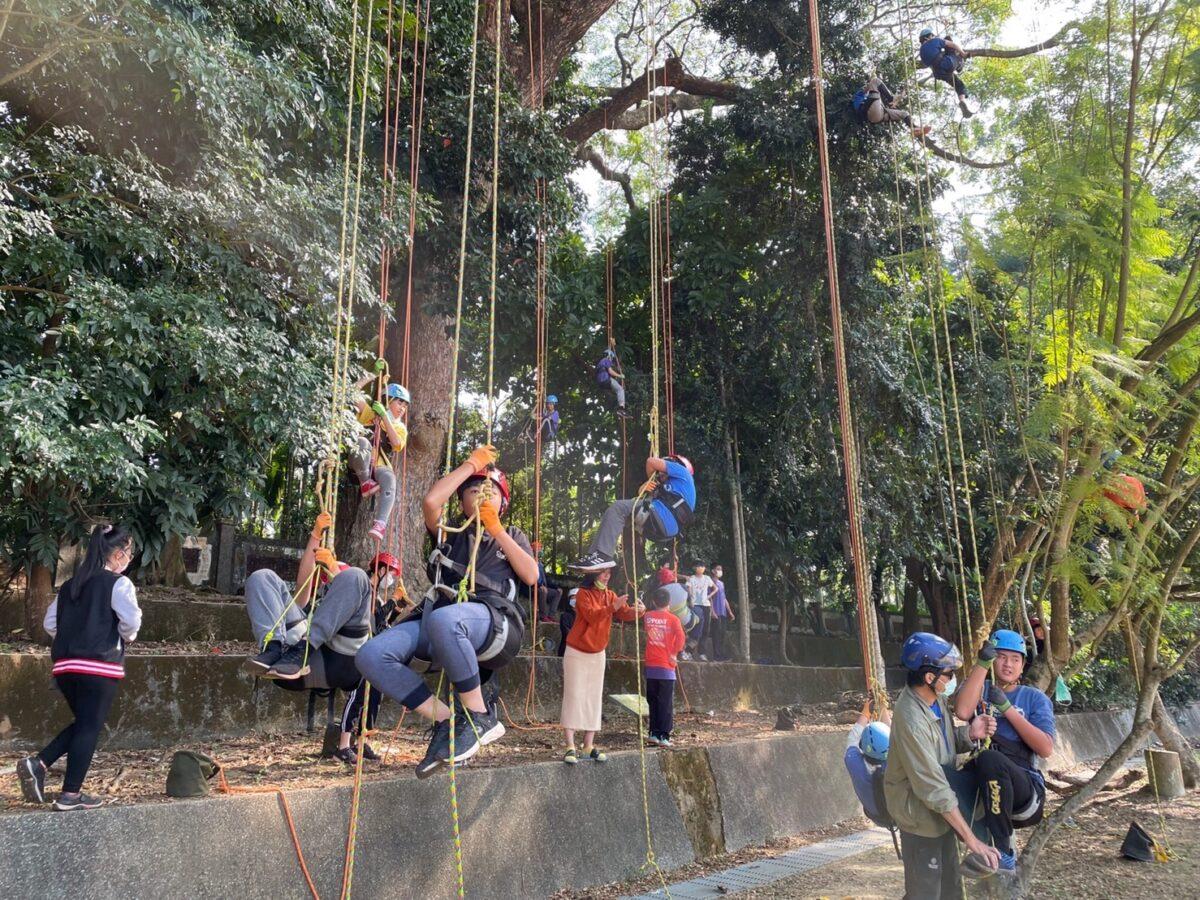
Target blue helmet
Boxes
[859,722,890,763]
[386,383,411,404]
[919,27,935,41]
[1101,449,1121,470]
[604,348,617,359]
[901,632,962,672]
[992,629,1027,657]
[546,394,558,405]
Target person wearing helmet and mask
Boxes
[349,361,411,542]
[240,513,392,693]
[886,632,1000,897]
[595,346,628,416]
[954,629,1056,873]
[539,394,561,441]
[844,698,894,829]
[332,552,410,765]
[356,446,538,778]
[570,454,697,572]
[917,27,974,118]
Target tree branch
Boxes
[917,135,1015,170]
[578,145,636,211]
[964,21,1079,59]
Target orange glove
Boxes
[311,511,332,538]
[478,501,504,537]
[467,444,497,473]
[314,547,338,573]
[639,478,658,495]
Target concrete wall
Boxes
[1,703,1194,899]
[0,652,901,750]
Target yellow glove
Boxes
[311,511,332,538]
[467,444,497,473]
[478,501,504,537]
[314,547,338,573]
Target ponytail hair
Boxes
[65,524,133,602]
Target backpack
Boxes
[852,89,871,121]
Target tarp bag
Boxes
[166,750,221,798]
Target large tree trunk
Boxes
[24,561,54,644]
[1152,693,1200,789]
[902,557,922,636]
[144,533,192,588]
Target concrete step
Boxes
[1,703,1193,900]
[0,652,901,750]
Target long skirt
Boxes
[560,645,606,731]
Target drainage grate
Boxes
[625,828,892,899]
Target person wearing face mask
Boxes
[885,632,1000,897]
[17,524,143,811]
[356,447,539,778]
[954,630,1056,873]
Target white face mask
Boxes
[378,573,395,594]
[940,674,958,697]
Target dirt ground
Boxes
[0,705,853,816]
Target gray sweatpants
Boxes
[243,567,371,651]
[349,437,397,524]
[586,498,651,558]
[609,379,626,408]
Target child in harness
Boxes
[356,445,538,779]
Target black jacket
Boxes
[51,571,124,664]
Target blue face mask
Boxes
[940,674,958,697]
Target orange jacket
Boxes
[565,586,640,654]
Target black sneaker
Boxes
[959,98,975,119]
[242,640,286,675]
[569,551,616,572]
[360,742,381,761]
[265,642,312,680]
[333,747,358,765]
[17,757,46,803]
[466,706,505,746]
[415,721,452,779]
[53,792,104,811]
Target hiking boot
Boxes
[265,642,312,680]
[17,757,46,803]
[368,519,386,541]
[242,640,286,675]
[360,479,380,498]
[53,792,104,811]
[333,747,358,766]
[569,551,615,572]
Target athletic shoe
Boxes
[658,737,674,748]
[569,551,616,572]
[997,850,1016,872]
[645,734,662,747]
[242,640,285,675]
[415,722,451,779]
[360,479,380,498]
[587,747,608,763]
[959,98,975,119]
[563,748,578,765]
[538,616,557,624]
[17,757,46,803]
[333,747,358,765]
[960,851,999,878]
[465,706,505,746]
[53,792,104,811]
[368,519,387,541]
[615,408,630,419]
[265,642,312,680]
[911,125,932,139]
[698,654,709,661]
[361,743,381,761]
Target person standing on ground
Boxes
[17,524,142,811]
[709,564,735,660]
[685,564,716,660]
[644,586,686,746]
[560,569,644,764]
[885,632,1000,897]
[954,630,1056,873]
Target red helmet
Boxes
[371,552,401,575]
[669,454,694,475]
[657,566,677,585]
[459,466,510,516]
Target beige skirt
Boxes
[560,645,606,731]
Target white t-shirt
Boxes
[686,574,714,607]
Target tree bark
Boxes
[1152,693,1200,789]
[902,557,921,636]
[24,561,54,644]
[963,21,1078,59]
[144,533,192,588]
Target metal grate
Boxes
[625,828,891,899]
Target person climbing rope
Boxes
[844,698,893,829]
[355,448,539,778]
[333,552,409,765]
[240,514,384,692]
[595,347,628,417]
[954,630,1056,873]
[886,632,1000,896]
[918,28,974,118]
[569,454,696,572]
[560,568,643,764]
[540,394,561,440]
[852,76,931,138]
[644,584,687,747]
[16,524,142,811]
[349,362,410,542]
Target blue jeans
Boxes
[356,602,494,709]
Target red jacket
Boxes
[644,609,686,670]
[565,586,639,654]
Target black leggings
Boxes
[39,673,121,794]
[971,748,1044,850]
[646,677,675,738]
[340,679,383,736]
